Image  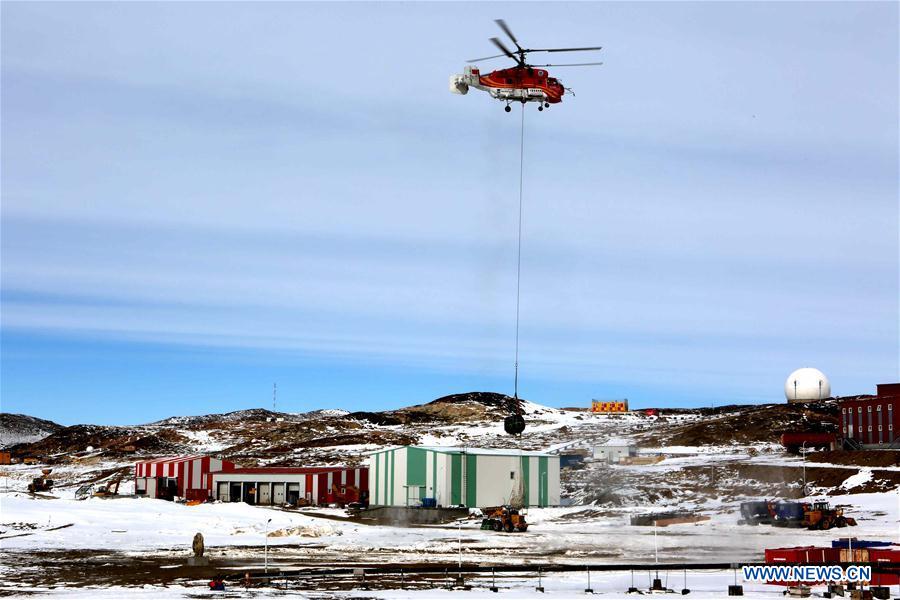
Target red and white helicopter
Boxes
[450,19,602,112]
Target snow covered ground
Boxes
[0,572,869,600]
[1,487,897,597]
[2,399,898,597]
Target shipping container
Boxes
[868,548,900,586]
[774,501,806,524]
[831,539,893,549]
[779,432,836,453]
[765,546,841,564]
[839,548,869,562]
[765,546,842,586]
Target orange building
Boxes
[591,399,629,413]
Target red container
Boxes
[779,432,835,452]
[867,549,900,586]
[766,546,841,564]
[765,546,842,586]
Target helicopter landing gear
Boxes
[544,102,550,108]
[538,104,543,111]
[504,104,512,113]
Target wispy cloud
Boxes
[1,2,897,419]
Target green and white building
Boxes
[366,446,560,508]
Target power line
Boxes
[513,102,526,404]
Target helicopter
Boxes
[450,19,602,112]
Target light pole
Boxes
[264,518,272,574]
[458,519,462,570]
[801,442,807,497]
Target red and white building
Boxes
[135,455,236,501]
[840,383,900,448]
[210,466,369,506]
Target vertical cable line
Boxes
[513,102,526,404]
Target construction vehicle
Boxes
[738,500,776,525]
[93,471,125,498]
[481,505,528,533]
[772,500,857,530]
[328,483,367,508]
[802,501,856,530]
[27,469,54,493]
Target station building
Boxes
[134,455,235,501]
[210,466,368,506]
[367,446,560,509]
[840,383,900,448]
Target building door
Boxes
[217,482,229,502]
[229,482,241,502]
[273,483,285,505]
[242,483,256,504]
[259,483,271,505]
[147,478,157,498]
[287,483,300,505]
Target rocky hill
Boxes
[0,413,63,448]
[3,391,841,466]
[2,392,531,464]
[3,393,897,506]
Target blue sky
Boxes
[2,2,897,425]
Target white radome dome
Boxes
[784,368,831,402]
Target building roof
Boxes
[596,438,635,447]
[218,466,364,475]
[367,445,556,457]
[135,455,207,466]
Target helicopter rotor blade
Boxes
[533,62,604,67]
[494,19,521,49]
[466,53,508,63]
[490,36,517,60]
[526,46,603,53]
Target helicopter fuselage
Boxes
[451,65,564,105]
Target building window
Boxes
[510,471,515,480]
[879,425,883,431]
[341,487,346,494]
[868,406,872,412]
[842,407,846,414]
[889,404,894,411]
[858,426,863,432]
[890,424,894,431]
[868,426,872,432]
[842,426,847,433]
[877,405,882,411]
[858,407,862,413]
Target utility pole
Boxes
[264,518,272,573]
[272,383,277,413]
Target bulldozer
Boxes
[481,505,528,533]
[27,469,54,493]
[803,501,857,530]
